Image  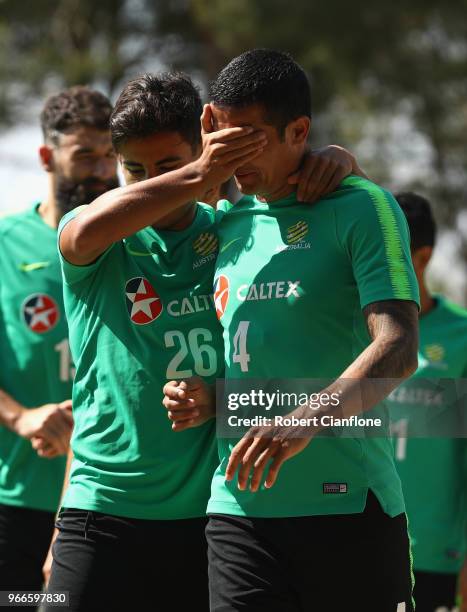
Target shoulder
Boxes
[436,299,467,374]
[0,204,38,239]
[328,176,409,247]
[438,297,467,325]
[324,175,399,216]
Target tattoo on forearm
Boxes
[356,300,419,378]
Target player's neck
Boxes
[37,196,61,229]
[255,183,295,204]
[419,282,435,317]
[256,153,304,203]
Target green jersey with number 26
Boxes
[58,203,224,520]
[389,296,467,573]
[0,204,72,512]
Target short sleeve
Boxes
[335,177,420,310]
[57,206,116,286]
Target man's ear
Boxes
[412,245,433,276]
[417,245,433,268]
[39,145,54,172]
[286,116,311,146]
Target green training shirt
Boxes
[389,296,467,573]
[0,204,71,512]
[208,175,420,518]
[59,203,224,520]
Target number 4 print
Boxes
[232,321,251,372]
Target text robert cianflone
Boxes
[227,415,383,428]
[227,390,341,411]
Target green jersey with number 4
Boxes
[209,176,420,518]
[59,203,224,520]
[0,204,72,512]
[389,296,467,573]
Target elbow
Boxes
[403,350,418,378]
[72,215,96,255]
[399,305,420,378]
[377,331,418,380]
[60,213,103,263]
[61,189,124,261]
[398,334,419,379]
[65,216,95,257]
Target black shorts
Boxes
[207,491,414,612]
[0,502,55,591]
[46,508,209,612]
[413,570,458,612]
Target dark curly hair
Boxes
[110,72,202,152]
[40,85,113,144]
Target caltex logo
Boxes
[193,233,218,256]
[214,275,229,319]
[287,220,308,244]
[22,293,59,333]
[125,277,163,325]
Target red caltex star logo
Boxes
[214,275,229,320]
[22,293,59,333]
[125,277,163,325]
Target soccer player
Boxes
[164,49,420,611]
[390,192,467,612]
[48,72,361,611]
[0,86,117,594]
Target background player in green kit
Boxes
[0,86,117,594]
[389,192,467,612]
[49,72,361,611]
[164,49,421,611]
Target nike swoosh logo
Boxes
[220,237,243,253]
[19,261,51,271]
